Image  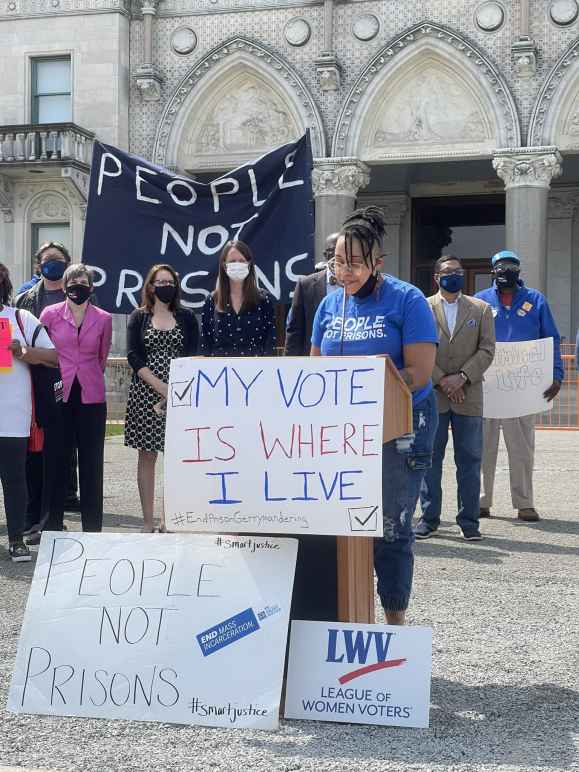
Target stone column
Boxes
[357,194,409,277]
[546,191,579,340]
[492,147,563,292]
[312,158,370,260]
[134,0,163,101]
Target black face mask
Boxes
[495,268,520,289]
[65,284,91,305]
[353,272,378,299]
[154,285,177,305]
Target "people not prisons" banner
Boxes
[82,134,314,313]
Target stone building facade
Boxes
[2,0,579,343]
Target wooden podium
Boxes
[336,357,412,623]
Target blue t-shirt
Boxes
[311,276,438,405]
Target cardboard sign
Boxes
[164,356,385,536]
[284,621,432,728]
[483,337,554,419]
[0,317,13,371]
[8,533,297,730]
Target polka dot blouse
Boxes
[201,292,277,357]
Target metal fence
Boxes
[536,344,578,430]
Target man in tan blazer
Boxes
[416,255,495,541]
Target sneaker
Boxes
[461,530,483,541]
[414,522,437,540]
[9,542,32,562]
[479,507,492,518]
[26,531,42,546]
[518,508,540,522]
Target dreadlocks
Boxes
[340,206,386,269]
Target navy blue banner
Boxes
[82,133,315,314]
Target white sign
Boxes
[8,533,297,730]
[284,621,432,729]
[483,338,554,419]
[164,357,385,536]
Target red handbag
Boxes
[15,310,45,453]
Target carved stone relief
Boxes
[357,57,493,162]
[333,23,520,158]
[178,72,300,170]
[0,175,14,223]
[493,148,563,190]
[30,192,70,221]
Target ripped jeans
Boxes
[374,389,438,612]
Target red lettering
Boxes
[259,421,296,460]
[343,423,358,455]
[362,424,380,456]
[297,424,314,459]
[319,424,338,456]
[182,426,212,463]
[215,426,236,462]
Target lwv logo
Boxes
[326,628,406,685]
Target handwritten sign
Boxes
[8,533,297,730]
[164,357,385,536]
[0,317,13,371]
[483,337,554,419]
[284,621,432,728]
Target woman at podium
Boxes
[311,207,438,625]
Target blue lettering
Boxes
[326,629,344,663]
[263,471,287,502]
[231,368,263,407]
[291,471,319,502]
[319,471,340,501]
[298,372,326,408]
[339,470,363,501]
[196,367,229,407]
[349,368,377,406]
[276,368,304,407]
[325,368,348,406]
[206,472,241,504]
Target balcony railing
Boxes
[0,123,95,167]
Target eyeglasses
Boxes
[333,260,368,274]
[153,280,176,287]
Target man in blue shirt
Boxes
[475,250,563,522]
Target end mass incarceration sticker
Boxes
[197,608,260,656]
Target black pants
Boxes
[25,408,67,532]
[62,380,106,532]
[0,437,29,542]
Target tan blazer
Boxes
[429,292,496,416]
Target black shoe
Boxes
[22,523,41,537]
[64,496,81,512]
[461,530,483,541]
[414,522,437,540]
[9,541,32,562]
[479,507,491,518]
[26,531,42,546]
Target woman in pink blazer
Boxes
[40,264,112,531]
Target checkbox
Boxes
[348,505,379,532]
[170,379,194,408]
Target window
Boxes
[31,223,70,272]
[32,57,71,124]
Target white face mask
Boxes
[226,262,250,282]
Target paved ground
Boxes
[0,431,578,772]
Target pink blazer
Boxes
[40,301,112,404]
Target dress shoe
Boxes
[479,507,491,518]
[518,508,540,522]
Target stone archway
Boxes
[529,40,579,151]
[332,22,521,162]
[154,37,326,172]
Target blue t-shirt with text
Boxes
[311,276,438,405]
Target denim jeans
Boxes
[419,410,483,533]
[374,389,438,612]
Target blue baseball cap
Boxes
[491,250,521,267]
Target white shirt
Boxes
[441,293,461,336]
[0,306,54,437]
